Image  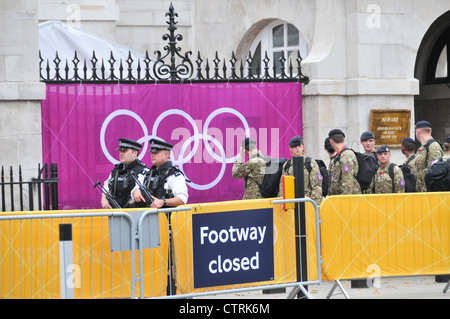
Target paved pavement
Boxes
[203,276,450,299]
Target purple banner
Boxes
[41,83,302,209]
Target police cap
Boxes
[289,136,303,147]
[116,138,143,151]
[376,145,391,154]
[328,129,345,138]
[446,136,450,143]
[149,138,173,153]
[360,131,375,141]
[415,121,432,129]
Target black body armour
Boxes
[108,159,148,208]
[144,161,183,206]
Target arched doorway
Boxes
[415,11,450,143]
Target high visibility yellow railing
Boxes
[320,192,450,281]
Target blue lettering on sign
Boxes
[192,208,274,289]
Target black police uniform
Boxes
[143,139,185,208]
[105,138,149,208]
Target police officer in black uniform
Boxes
[132,138,189,296]
[101,138,149,209]
[133,138,188,208]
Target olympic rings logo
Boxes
[100,108,265,191]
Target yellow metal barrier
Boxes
[0,197,320,299]
[320,192,450,281]
[171,198,319,296]
[0,209,169,299]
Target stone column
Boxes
[0,1,46,186]
[302,0,419,165]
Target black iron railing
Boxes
[1,163,59,212]
[40,2,309,84]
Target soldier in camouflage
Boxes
[278,136,323,205]
[328,129,361,195]
[368,145,405,194]
[414,121,444,192]
[232,138,266,200]
[401,137,417,175]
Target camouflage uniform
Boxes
[415,137,444,192]
[277,156,323,205]
[329,147,361,195]
[232,151,266,200]
[404,154,416,172]
[368,163,405,194]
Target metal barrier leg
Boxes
[326,280,350,299]
[286,284,314,299]
[167,217,177,296]
[298,284,314,299]
[287,286,300,299]
[443,280,450,293]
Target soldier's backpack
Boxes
[397,155,416,193]
[338,149,378,192]
[425,158,450,192]
[255,156,287,198]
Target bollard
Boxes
[59,223,74,299]
[293,156,308,298]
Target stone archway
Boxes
[415,11,450,142]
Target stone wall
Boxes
[0,1,46,182]
[3,0,450,180]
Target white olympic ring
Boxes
[203,107,250,163]
[177,134,226,190]
[100,109,149,164]
[152,109,200,165]
[100,108,250,189]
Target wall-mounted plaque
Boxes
[369,109,411,148]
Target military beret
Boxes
[376,145,391,154]
[360,131,375,141]
[328,129,345,138]
[116,138,143,151]
[324,137,332,149]
[415,120,432,129]
[289,136,303,147]
[241,137,257,150]
[401,137,416,144]
[149,138,173,153]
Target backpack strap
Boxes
[284,158,291,174]
[424,139,437,165]
[304,157,312,188]
[388,163,396,192]
[405,154,415,166]
[304,156,312,173]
